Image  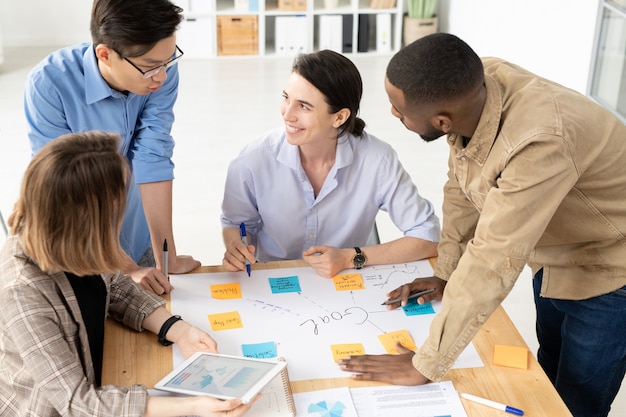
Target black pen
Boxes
[381,288,436,305]
[162,239,169,281]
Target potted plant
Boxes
[403,0,438,46]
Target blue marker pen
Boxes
[461,393,524,415]
[239,222,251,277]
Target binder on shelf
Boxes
[275,15,307,56]
[248,358,295,416]
[318,15,343,53]
[357,14,369,52]
[177,17,214,58]
[342,14,353,53]
[376,13,392,53]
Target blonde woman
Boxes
[0,132,256,417]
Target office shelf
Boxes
[174,0,403,58]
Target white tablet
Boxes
[154,352,287,404]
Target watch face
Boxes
[353,253,366,269]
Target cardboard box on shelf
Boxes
[217,15,259,56]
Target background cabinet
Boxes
[174,0,403,58]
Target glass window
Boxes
[589,1,626,122]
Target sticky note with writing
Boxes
[332,273,364,291]
[242,341,277,359]
[207,311,243,331]
[493,344,528,369]
[210,282,242,300]
[268,276,301,294]
[377,329,418,354]
[330,343,365,363]
[402,300,435,316]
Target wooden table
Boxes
[103,260,572,416]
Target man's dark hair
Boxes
[387,33,484,107]
[90,0,183,57]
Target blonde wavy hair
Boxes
[9,131,128,275]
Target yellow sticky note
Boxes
[330,343,365,363]
[332,273,364,291]
[493,344,528,369]
[377,330,418,354]
[207,311,243,331]
[210,282,242,300]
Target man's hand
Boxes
[128,267,172,295]
[302,246,352,277]
[338,344,430,385]
[170,254,201,274]
[384,276,447,309]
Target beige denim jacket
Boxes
[414,58,626,382]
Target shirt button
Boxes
[438,365,445,371]
[460,156,467,161]
[308,233,314,238]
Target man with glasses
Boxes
[23,0,198,295]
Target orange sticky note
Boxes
[377,330,418,354]
[493,344,528,369]
[332,274,364,291]
[207,311,243,331]
[210,282,242,300]
[330,343,365,362]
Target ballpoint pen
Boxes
[239,222,251,277]
[381,288,436,305]
[461,393,524,416]
[162,239,169,281]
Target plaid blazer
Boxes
[0,236,166,416]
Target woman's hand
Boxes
[222,228,256,272]
[167,321,219,357]
[145,393,261,417]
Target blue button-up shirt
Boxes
[24,43,178,262]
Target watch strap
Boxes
[158,315,182,346]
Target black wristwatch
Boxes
[352,247,366,269]
[158,315,182,346]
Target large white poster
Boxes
[170,260,483,381]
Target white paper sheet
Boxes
[349,381,469,417]
[170,260,483,381]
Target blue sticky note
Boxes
[402,300,436,316]
[268,276,301,294]
[242,341,277,359]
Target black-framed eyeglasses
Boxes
[121,45,184,79]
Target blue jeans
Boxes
[533,269,626,417]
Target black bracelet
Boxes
[157,315,182,346]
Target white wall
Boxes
[0,0,91,46]
[440,0,600,93]
[0,0,600,91]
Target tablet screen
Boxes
[155,352,286,403]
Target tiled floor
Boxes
[1,47,624,416]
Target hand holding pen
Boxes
[239,223,252,277]
[221,224,256,274]
[383,276,447,308]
